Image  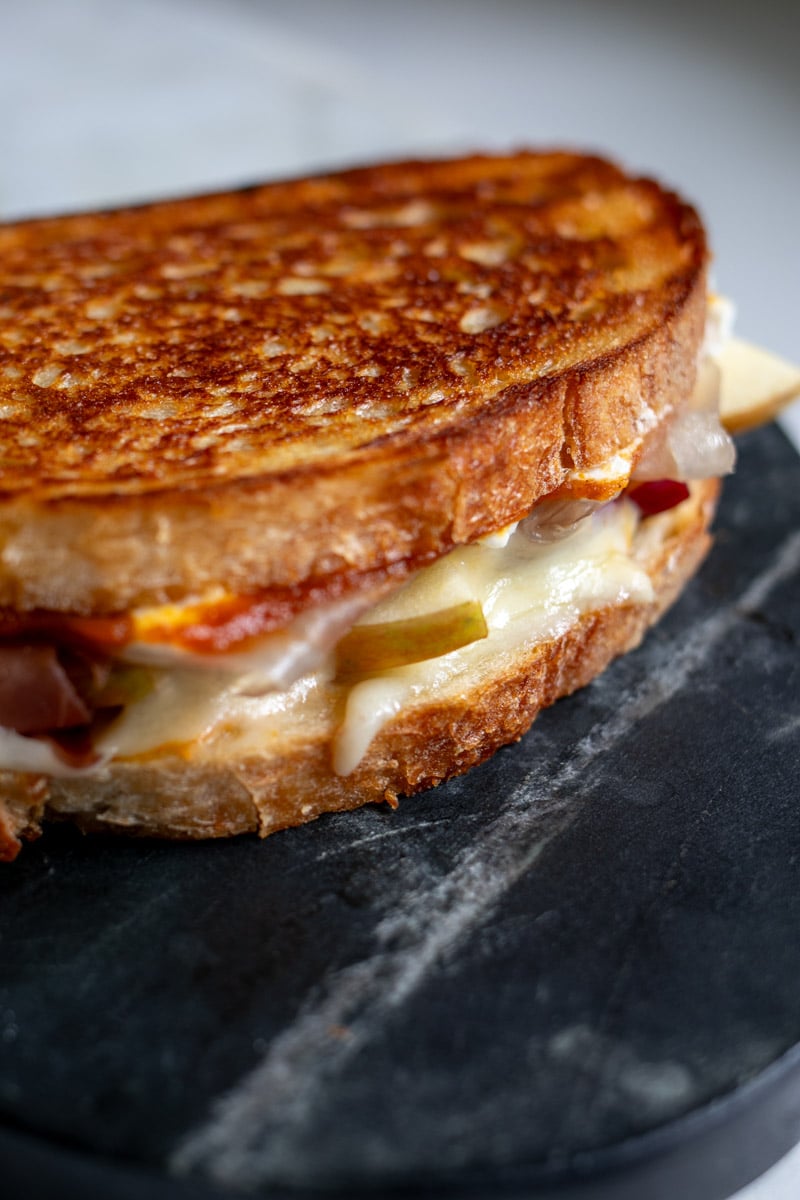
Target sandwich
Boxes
[1,151,798,861]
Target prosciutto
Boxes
[0,644,91,735]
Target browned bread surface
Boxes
[0,152,707,612]
[0,481,718,859]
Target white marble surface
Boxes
[1,1,798,1195]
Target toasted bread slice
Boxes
[0,152,706,614]
[0,479,718,857]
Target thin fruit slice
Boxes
[336,600,488,682]
[718,339,800,434]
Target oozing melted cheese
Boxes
[331,498,651,774]
[110,497,651,775]
[0,497,653,779]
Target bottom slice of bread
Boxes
[0,481,718,858]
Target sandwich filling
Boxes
[0,488,664,779]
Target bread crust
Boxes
[0,152,707,612]
[0,481,718,856]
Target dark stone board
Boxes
[1,424,799,1200]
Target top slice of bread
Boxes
[0,152,707,613]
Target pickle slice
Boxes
[335,600,488,682]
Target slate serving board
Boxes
[1,424,799,1200]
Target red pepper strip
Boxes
[0,610,132,653]
[628,479,690,516]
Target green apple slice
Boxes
[718,338,800,434]
[92,663,155,708]
[335,600,488,682]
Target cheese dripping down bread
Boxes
[0,151,798,860]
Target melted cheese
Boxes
[0,728,109,779]
[121,591,369,693]
[332,499,651,773]
[0,483,672,779]
[85,497,651,775]
[0,497,650,777]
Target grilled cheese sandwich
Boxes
[0,150,798,859]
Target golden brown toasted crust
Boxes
[0,481,718,855]
[0,152,707,613]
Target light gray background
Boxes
[0,2,798,1195]
[2,0,797,436]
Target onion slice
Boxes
[518,497,606,544]
[634,362,736,483]
[634,410,736,483]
